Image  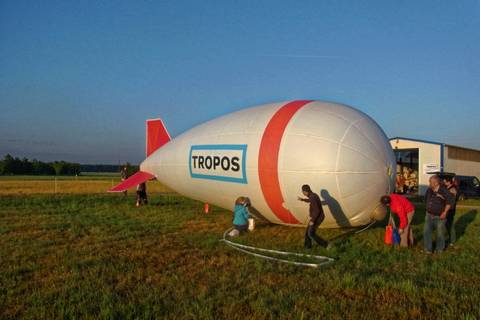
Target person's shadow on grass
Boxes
[320,189,352,227]
[410,209,426,226]
[455,209,477,240]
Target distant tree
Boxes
[0,154,112,176]
[50,160,81,175]
[51,161,65,175]
[66,162,81,175]
[20,158,33,174]
[3,154,18,174]
[80,164,121,173]
[32,159,55,175]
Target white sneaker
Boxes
[228,229,240,237]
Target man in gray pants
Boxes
[424,175,454,253]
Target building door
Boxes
[394,148,419,194]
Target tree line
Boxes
[0,154,138,176]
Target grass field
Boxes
[0,175,172,195]
[1,177,479,319]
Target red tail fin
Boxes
[109,171,155,192]
[146,119,171,157]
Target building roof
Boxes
[390,136,443,146]
[390,137,480,152]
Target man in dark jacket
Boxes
[424,175,454,253]
[444,176,458,247]
[298,184,328,249]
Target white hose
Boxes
[354,220,377,234]
[220,220,377,268]
[220,228,335,268]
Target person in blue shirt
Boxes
[233,197,250,233]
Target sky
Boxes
[1,1,479,164]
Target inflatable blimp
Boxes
[111,100,395,228]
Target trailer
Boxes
[390,137,480,194]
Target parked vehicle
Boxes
[434,172,480,200]
[455,175,480,200]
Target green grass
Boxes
[1,194,479,319]
[458,198,480,206]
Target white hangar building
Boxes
[390,137,480,194]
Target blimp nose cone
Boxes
[277,101,395,227]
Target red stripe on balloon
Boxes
[258,100,313,224]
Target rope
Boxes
[354,220,377,234]
[220,228,334,268]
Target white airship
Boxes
[111,100,395,228]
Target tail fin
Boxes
[146,119,171,157]
[109,171,155,192]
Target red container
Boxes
[384,225,393,245]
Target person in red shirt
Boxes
[381,194,415,247]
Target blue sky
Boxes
[1,1,479,164]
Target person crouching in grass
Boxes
[381,194,415,247]
[232,197,250,234]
